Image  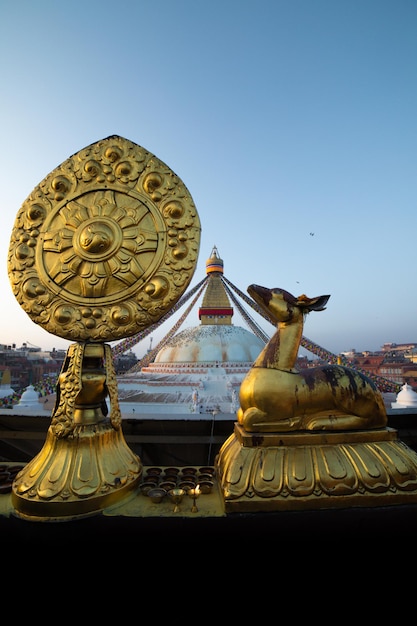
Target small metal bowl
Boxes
[181,467,197,476]
[140,480,158,495]
[147,487,167,503]
[177,480,196,492]
[197,473,213,482]
[159,480,177,492]
[168,488,186,503]
[146,467,163,476]
[198,480,214,494]
[164,467,180,477]
[199,466,215,476]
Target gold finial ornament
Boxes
[8,136,201,520]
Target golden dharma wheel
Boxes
[7,135,201,342]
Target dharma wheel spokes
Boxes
[8,136,201,520]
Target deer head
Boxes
[248,284,330,324]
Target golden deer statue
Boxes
[237,284,387,432]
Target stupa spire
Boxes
[199,246,233,325]
[205,245,224,274]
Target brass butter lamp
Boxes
[7,135,201,520]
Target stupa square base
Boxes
[215,423,417,513]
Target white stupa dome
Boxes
[154,325,264,364]
[153,246,265,366]
[117,246,268,416]
[391,383,417,409]
[14,384,39,409]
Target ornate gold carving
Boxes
[216,283,417,513]
[50,343,121,439]
[216,424,417,512]
[11,422,141,520]
[9,136,200,520]
[12,342,141,520]
[8,135,201,342]
[238,285,387,432]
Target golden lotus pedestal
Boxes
[216,423,417,513]
[11,423,141,521]
[11,343,142,522]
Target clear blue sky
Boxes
[0,0,416,357]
